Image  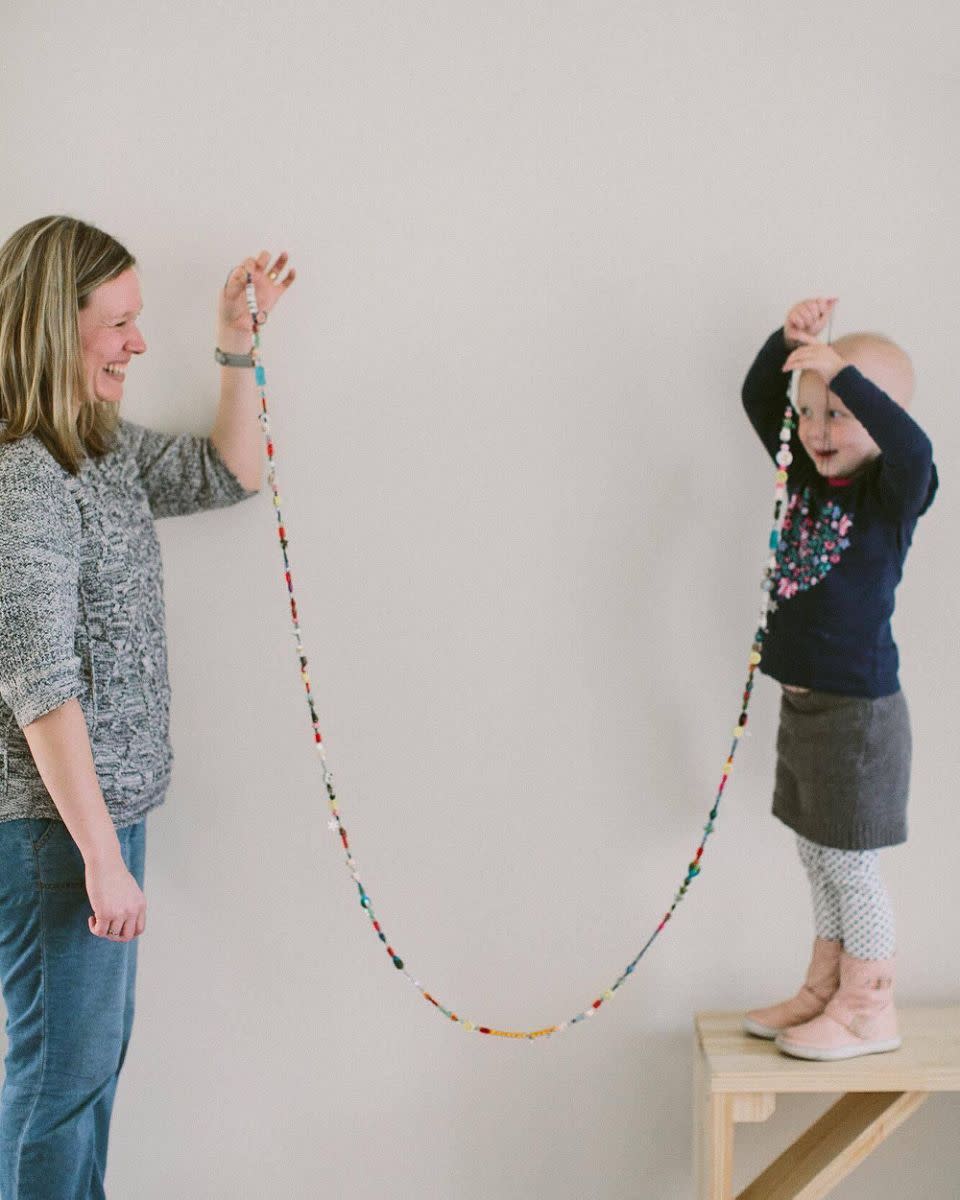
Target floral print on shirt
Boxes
[773,488,853,600]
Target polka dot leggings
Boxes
[796,835,896,960]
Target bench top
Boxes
[696,1008,960,1094]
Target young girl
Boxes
[740,296,937,1061]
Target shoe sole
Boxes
[742,1017,778,1039]
[774,1036,902,1061]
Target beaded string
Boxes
[244,275,796,1039]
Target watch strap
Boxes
[215,347,255,367]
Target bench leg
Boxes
[737,1090,928,1200]
[694,1032,777,1199]
[694,1035,734,1199]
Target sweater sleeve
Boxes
[741,328,817,488]
[828,366,938,518]
[121,420,258,519]
[0,450,84,728]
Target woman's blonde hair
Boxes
[0,215,135,474]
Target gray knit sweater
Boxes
[0,420,256,827]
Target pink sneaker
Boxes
[743,937,841,1039]
[776,951,901,1061]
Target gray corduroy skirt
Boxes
[772,687,911,850]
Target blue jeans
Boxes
[0,818,145,1200]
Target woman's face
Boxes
[77,267,146,404]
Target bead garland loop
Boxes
[244,276,795,1039]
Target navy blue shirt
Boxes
[742,329,938,698]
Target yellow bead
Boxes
[733,726,744,738]
[776,470,788,483]
[603,990,613,1001]
[463,1021,476,1032]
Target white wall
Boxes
[3,3,958,1196]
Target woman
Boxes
[0,215,294,1197]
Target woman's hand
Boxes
[782,341,847,386]
[86,855,147,943]
[784,296,838,348]
[219,250,296,339]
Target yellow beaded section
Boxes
[484,1027,559,1039]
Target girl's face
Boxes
[77,268,146,404]
[795,372,880,479]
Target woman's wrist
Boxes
[80,834,124,870]
[216,323,252,355]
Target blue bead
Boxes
[255,365,266,387]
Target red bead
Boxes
[479,1027,491,1034]
[592,999,602,1009]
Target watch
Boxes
[215,347,255,367]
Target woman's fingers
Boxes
[116,915,138,942]
[88,907,145,942]
[224,263,249,295]
[267,251,288,281]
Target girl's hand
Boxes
[782,341,847,385]
[86,856,147,942]
[219,250,296,337]
[784,296,838,348]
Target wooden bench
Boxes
[694,1008,960,1199]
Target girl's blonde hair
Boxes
[0,215,135,474]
